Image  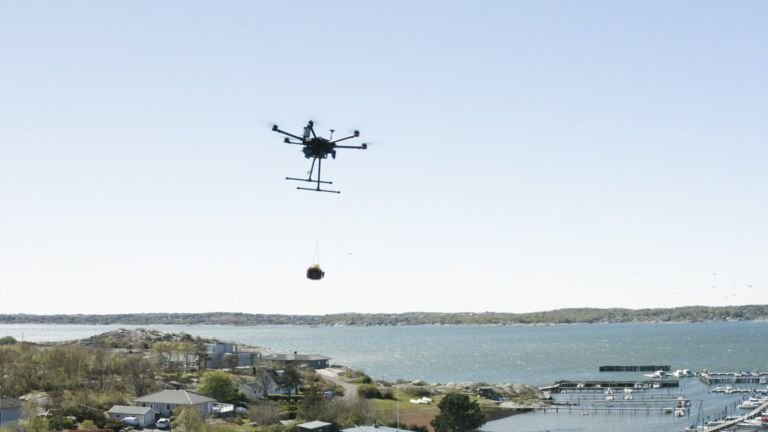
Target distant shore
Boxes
[1,305,767,326]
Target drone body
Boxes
[272,120,367,193]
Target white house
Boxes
[238,369,281,400]
[0,397,23,428]
[107,406,156,427]
[134,390,215,418]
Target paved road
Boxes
[316,368,357,400]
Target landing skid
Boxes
[297,186,340,194]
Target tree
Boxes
[173,407,207,432]
[79,420,99,431]
[248,401,282,426]
[21,403,48,432]
[120,355,156,396]
[197,371,236,403]
[430,393,486,432]
[298,384,326,421]
[281,366,302,403]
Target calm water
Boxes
[1,321,766,431]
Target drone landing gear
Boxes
[285,156,340,193]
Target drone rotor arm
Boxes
[334,144,368,149]
[273,126,305,141]
[329,134,359,144]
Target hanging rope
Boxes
[311,193,325,265]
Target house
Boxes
[261,352,330,369]
[203,343,263,368]
[107,405,157,427]
[239,369,297,400]
[298,420,333,432]
[0,397,23,427]
[478,387,499,399]
[134,390,215,418]
[342,426,419,432]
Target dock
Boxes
[699,371,768,385]
[599,365,671,372]
[542,380,679,392]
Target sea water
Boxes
[2,321,766,385]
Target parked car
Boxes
[156,418,170,429]
[121,417,139,427]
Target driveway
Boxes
[316,368,357,400]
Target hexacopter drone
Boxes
[272,120,367,193]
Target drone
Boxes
[272,120,368,193]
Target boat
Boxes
[738,400,760,409]
[736,418,768,429]
[644,370,668,379]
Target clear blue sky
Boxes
[1,1,766,315]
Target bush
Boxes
[0,336,16,345]
[357,384,382,399]
[386,422,427,432]
[404,386,432,397]
[267,394,303,402]
[342,370,372,384]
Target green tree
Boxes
[298,384,326,421]
[79,420,99,431]
[173,407,207,432]
[197,370,236,403]
[281,366,302,403]
[430,393,486,432]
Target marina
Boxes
[533,373,768,432]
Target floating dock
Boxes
[699,371,768,385]
[599,365,671,372]
[542,379,679,392]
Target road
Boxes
[316,368,357,400]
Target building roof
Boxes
[107,405,155,416]
[0,397,23,410]
[299,420,333,430]
[135,390,216,405]
[341,426,418,432]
